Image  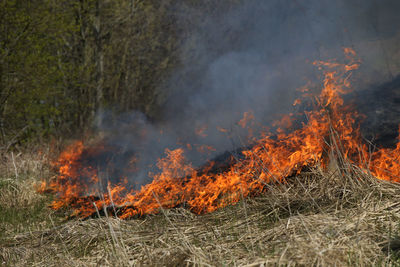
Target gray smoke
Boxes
[98,0,400,187]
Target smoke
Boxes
[96,0,400,187]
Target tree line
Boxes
[0,0,241,148]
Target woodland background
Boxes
[0,0,244,147]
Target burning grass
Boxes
[1,157,400,266]
[38,48,400,220]
[2,49,400,265]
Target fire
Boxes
[238,111,255,128]
[195,125,208,138]
[369,132,400,182]
[39,48,400,219]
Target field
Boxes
[2,1,400,266]
[1,147,400,266]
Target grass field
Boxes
[1,147,400,266]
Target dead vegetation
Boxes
[1,145,400,266]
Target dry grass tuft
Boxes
[0,147,52,212]
[0,146,62,248]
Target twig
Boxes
[11,151,18,179]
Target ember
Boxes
[39,49,400,219]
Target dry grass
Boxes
[1,146,400,266]
[0,147,64,250]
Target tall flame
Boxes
[40,48,400,219]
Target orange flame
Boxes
[40,48,400,219]
[238,111,255,128]
[195,125,208,138]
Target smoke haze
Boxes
[96,0,400,187]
